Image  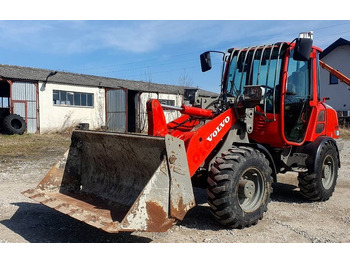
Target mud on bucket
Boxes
[22,130,195,233]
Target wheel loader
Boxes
[23,32,344,232]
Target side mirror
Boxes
[293,38,313,61]
[200,52,212,72]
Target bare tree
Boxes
[178,69,193,87]
[138,69,154,133]
[140,69,153,84]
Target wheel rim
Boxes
[322,155,335,190]
[237,168,265,212]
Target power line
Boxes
[313,21,350,32]
[69,50,200,72]
[111,62,222,79]
[64,21,350,78]
[94,58,198,75]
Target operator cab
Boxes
[200,32,316,147]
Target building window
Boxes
[53,90,94,107]
[330,73,338,85]
[0,97,9,108]
[0,82,10,108]
[158,99,175,106]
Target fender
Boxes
[297,136,341,173]
[232,142,278,183]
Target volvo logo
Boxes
[206,116,230,142]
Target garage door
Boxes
[106,89,127,132]
[12,82,37,133]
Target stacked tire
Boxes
[2,114,27,135]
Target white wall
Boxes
[139,92,183,133]
[320,45,350,112]
[38,82,105,133]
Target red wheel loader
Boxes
[23,32,344,232]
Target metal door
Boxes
[106,89,127,132]
[11,82,38,133]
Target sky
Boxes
[1,2,349,93]
[0,2,347,257]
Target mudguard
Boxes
[298,136,341,173]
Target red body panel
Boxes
[250,101,339,147]
[250,111,284,148]
[147,99,236,176]
[304,103,326,141]
[183,108,236,175]
[147,99,168,136]
[249,46,340,148]
[146,45,340,177]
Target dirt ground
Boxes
[0,133,349,244]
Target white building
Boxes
[0,65,217,134]
[319,38,350,116]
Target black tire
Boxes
[206,146,273,229]
[2,114,27,135]
[298,141,338,201]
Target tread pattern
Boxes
[207,146,272,229]
[3,114,26,135]
[298,141,338,201]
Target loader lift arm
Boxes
[319,60,350,88]
[147,99,237,176]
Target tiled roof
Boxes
[0,64,218,97]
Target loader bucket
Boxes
[22,130,195,233]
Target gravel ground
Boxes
[0,135,349,245]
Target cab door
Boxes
[283,51,311,143]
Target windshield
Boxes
[225,44,286,97]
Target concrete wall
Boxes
[38,81,184,134]
[38,82,105,133]
[139,92,182,133]
[320,45,350,112]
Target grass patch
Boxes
[0,133,70,158]
[340,128,350,140]
[1,128,348,159]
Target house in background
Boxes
[319,38,350,117]
[0,64,217,134]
